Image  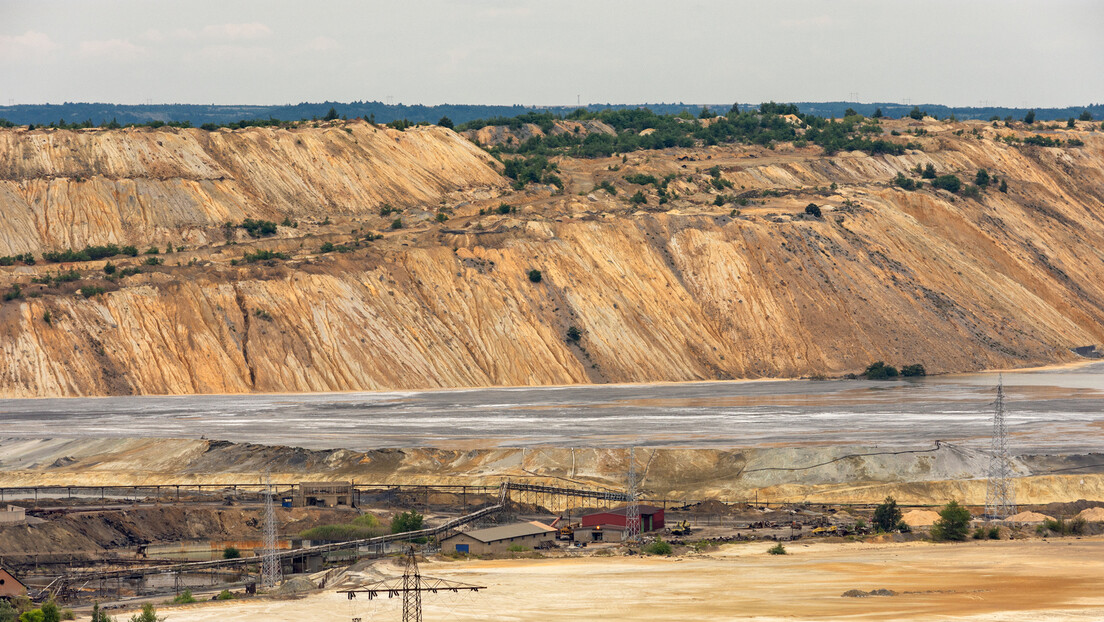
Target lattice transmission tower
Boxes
[984,376,1017,519]
[261,473,282,589]
[624,446,641,543]
[340,547,485,622]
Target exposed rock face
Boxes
[1,121,1103,397]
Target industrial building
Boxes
[440,521,557,555]
[574,505,665,542]
[0,566,26,600]
[294,482,354,507]
[0,505,25,525]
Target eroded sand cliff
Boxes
[1,119,1103,397]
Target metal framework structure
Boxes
[624,447,641,543]
[984,377,1017,519]
[261,474,281,589]
[339,547,485,622]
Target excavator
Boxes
[669,520,692,536]
[551,516,575,541]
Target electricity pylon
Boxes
[625,447,641,543]
[984,376,1017,519]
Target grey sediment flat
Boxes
[2,363,1102,452]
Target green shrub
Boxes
[128,603,162,622]
[921,163,936,179]
[171,590,196,604]
[596,180,617,195]
[319,242,335,253]
[390,218,403,229]
[767,542,787,555]
[528,269,542,283]
[975,169,990,187]
[216,590,234,601]
[863,361,899,380]
[988,526,1000,540]
[242,249,289,263]
[223,546,241,559]
[628,190,647,205]
[931,500,971,541]
[240,219,278,238]
[496,203,513,215]
[144,256,162,266]
[79,286,106,298]
[804,203,821,218]
[390,510,424,534]
[624,173,657,185]
[566,326,582,342]
[644,539,673,555]
[972,526,986,540]
[894,173,918,190]
[4,284,23,301]
[901,364,926,377]
[961,184,981,199]
[435,212,449,223]
[931,174,961,193]
[506,544,530,553]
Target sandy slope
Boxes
[2,120,1104,396]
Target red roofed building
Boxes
[575,505,665,542]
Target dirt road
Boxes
[123,537,1104,621]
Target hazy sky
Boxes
[2,0,1102,107]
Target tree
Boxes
[864,361,899,380]
[0,600,17,622]
[1067,117,1076,128]
[39,602,60,622]
[437,116,454,129]
[931,174,961,193]
[390,510,424,534]
[1023,110,1035,124]
[698,105,713,119]
[974,169,990,187]
[921,163,936,179]
[223,545,241,559]
[1079,110,1092,121]
[323,107,339,122]
[931,500,971,541]
[901,363,926,377]
[873,496,903,532]
[872,108,883,118]
[629,190,647,205]
[999,179,1008,193]
[844,108,859,118]
[804,203,821,218]
[527,269,542,283]
[909,106,924,120]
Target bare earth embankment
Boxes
[2,118,1104,396]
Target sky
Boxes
[2,0,1102,108]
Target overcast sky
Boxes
[2,0,1102,108]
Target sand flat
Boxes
[132,537,1104,621]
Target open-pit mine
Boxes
[2,112,1103,621]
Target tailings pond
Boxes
[2,363,1103,452]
